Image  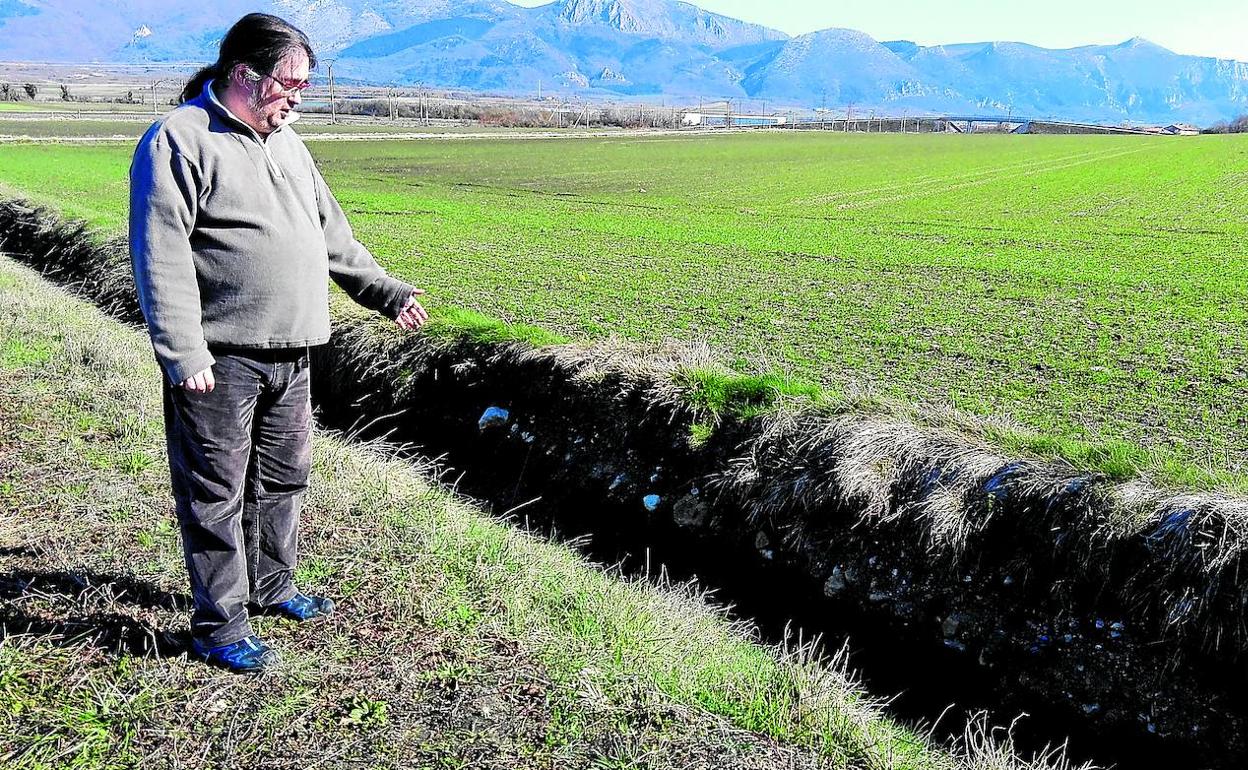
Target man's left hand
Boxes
[396,289,428,331]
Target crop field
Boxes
[0,119,149,138]
[0,101,161,114]
[0,130,1245,488]
[0,117,621,139]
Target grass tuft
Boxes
[679,367,829,420]
[422,306,570,347]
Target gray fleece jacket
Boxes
[129,80,415,384]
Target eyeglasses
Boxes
[264,73,312,95]
[244,69,311,95]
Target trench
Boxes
[3,198,1246,769]
[307,337,1241,770]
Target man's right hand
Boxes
[181,367,215,393]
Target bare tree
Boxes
[0,83,12,101]
[60,83,73,101]
[1204,115,1248,134]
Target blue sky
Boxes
[512,0,1248,61]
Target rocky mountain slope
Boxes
[1,0,1244,124]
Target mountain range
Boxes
[1,0,1245,125]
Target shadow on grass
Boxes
[0,568,191,657]
[0,546,40,558]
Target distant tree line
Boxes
[1203,115,1248,133]
[306,97,683,129]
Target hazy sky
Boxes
[510,0,1248,61]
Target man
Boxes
[129,13,427,674]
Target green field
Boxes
[0,100,154,113]
[0,117,604,138]
[0,119,150,138]
[1,130,1245,488]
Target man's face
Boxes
[242,49,309,135]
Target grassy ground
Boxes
[0,120,148,138]
[3,255,1076,769]
[0,131,1243,491]
[0,101,154,113]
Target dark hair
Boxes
[180,13,316,104]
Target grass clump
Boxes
[422,305,570,347]
[987,426,1248,493]
[679,367,828,420]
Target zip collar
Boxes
[202,79,300,177]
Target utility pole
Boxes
[149,79,167,116]
[326,59,337,124]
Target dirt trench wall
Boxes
[2,198,1246,768]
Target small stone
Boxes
[754,531,774,560]
[642,494,661,512]
[823,568,849,596]
[941,614,963,637]
[672,495,709,530]
[478,406,510,430]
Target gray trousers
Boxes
[161,346,313,647]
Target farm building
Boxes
[1164,123,1201,135]
[682,101,786,127]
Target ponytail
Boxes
[179,64,222,104]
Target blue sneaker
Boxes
[191,635,280,674]
[268,593,335,622]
